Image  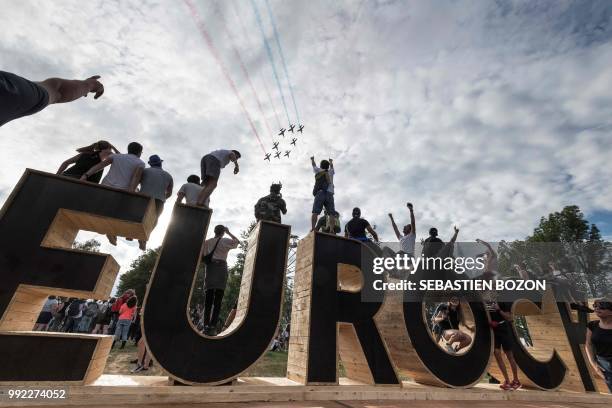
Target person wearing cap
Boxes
[136,154,173,250]
[81,142,146,246]
[196,149,241,207]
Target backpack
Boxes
[324,213,340,233]
[67,301,82,317]
[254,195,281,221]
[312,171,329,196]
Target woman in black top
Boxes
[57,140,117,183]
[586,299,612,392]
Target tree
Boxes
[498,205,610,298]
[73,239,101,252]
[115,248,160,301]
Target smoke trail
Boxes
[183,0,266,154]
[230,0,282,130]
[250,0,292,126]
[264,0,300,125]
[212,0,275,142]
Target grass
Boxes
[104,343,291,378]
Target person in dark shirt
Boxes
[0,71,104,127]
[431,296,473,353]
[422,227,444,258]
[586,299,612,392]
[344,207,378,242]
[476,269,521,391]
[57,141,118,183]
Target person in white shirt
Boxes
[310,156,336,231]
[389,202,416,257]
[197,149,241,207]
[201,225,240,336]
[81,142,146,245]
[177,174,208,207]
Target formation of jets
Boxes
[265,124,304,161]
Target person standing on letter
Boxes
[196,149,241,207]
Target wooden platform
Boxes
[2,376,610,407]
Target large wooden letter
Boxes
[487,293,568,390]
[287,232,399,385]
[142,209,290,385]
[0,170,155,384]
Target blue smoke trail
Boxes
[250,0,291,126]
[264,0,300,125]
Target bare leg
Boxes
[311,214,318,231]
[138,240,146,250]
[504,350,519,382]
[107,234,117,246]
[196,179,218,206]
[493,349,510,383]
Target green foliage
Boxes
[73,239,101,252]
[115,248,160,301]
[498,205,610,298]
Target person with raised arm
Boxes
[1,71,104,127]
[389,202,416,257]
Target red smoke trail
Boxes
[183,0,266,154]
[212,0,274,142]
[229,0,282,130]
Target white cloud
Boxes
[1,0,611,289]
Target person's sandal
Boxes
[500,381,512,391]
[510,380,522,390]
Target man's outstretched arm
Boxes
[388,213,402,240]
[36,75,104,104]
[407,202,416,234]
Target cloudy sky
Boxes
[1,0,611,285]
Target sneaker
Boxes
[131,365,144,373]
[500,381,512,391]
[511,380,522,390]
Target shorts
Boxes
[201,154,221,181]
[493,322,513,351]
[0,71,49,127]
[36,311,53,324]
[312,190,335,215]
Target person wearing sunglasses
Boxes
[586,299,612,392]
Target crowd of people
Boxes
[2,70,610,392]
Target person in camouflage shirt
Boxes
[254,183,287,223]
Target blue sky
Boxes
[1,0,611,278]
